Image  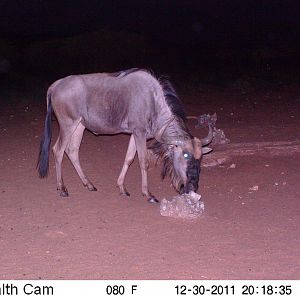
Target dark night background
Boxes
[0,0,299,83]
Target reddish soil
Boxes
[0,80,299,279]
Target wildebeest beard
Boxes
[149,141,200,193]
[149,141,183,192]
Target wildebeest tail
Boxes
[37,92,53,178]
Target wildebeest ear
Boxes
[202,147,212,154]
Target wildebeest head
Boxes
[150,119,213,194]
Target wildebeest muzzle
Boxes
[180,157,200,194]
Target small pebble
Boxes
[249,185,259,191]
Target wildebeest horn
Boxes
[187,115,214,146]
[155,117,185,146]
[186,115,198,120]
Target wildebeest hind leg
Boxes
[52,130,72,197]
[53,120,81,197]
[65,122,97,192]
[117,134,136,196]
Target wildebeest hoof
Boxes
[148,197,159,203]
[60,190,69,197]
[120,191,130,197]
[88,186,97,191]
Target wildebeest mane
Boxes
[109,68,145,78]
[159,78,187,122]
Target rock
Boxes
[160,191,204,219]
[212,128,230,145]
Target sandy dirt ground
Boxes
[0,78,299,279]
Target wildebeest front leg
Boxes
[65,122,97,192]
[117,134,136,196]
[133,131,159,203]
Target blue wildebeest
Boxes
[38,68,213,202]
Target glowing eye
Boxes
[183,152,190,159]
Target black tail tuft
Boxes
[37,93,53,178]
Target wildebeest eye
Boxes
[183,151,191,160]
